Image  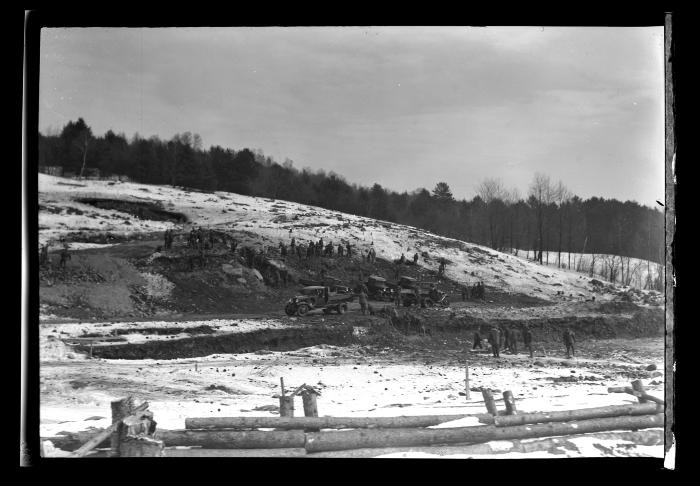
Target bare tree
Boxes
[588,253,598,277]
[506,187,521,255]
[77,129,92,179]
[528,172,555,264]
[553,181,572,268]
[476,178,507,250]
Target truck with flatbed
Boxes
[284,285,354,316]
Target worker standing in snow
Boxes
[503,326,512,353]
[59,246,71,269]
[358,282,369,315]
[489,327,501,357]
[509,327,519,354]
[40,243,49,266]
[413,252,419,265]
[563,327,576,358]
[522,324,534,358]
[472,331,483,350]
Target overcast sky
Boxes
[39,26,665,205]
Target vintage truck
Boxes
[365,275,394,301]
[399,284,450,307]
[284,286,354,316]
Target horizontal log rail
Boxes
[185,414,492,430]
[493,402,662,427]
[607,387,665,405]
[304,413,664,453]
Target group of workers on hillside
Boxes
[284,237,355,261]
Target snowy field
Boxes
[39,319,665,459]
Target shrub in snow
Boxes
[139,272,175,300]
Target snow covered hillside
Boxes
[510,250,663,291]
[38,174,656,303]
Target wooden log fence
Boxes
[46,379,665,457]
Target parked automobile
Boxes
[401,285,450,307]
[365,275,394,301]
[284,286,354,316]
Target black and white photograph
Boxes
[24,19,675,463]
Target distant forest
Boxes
[39,118,665,268]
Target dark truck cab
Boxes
[398,279,450,307]
[365,275,394,301]
[284,286,354,316]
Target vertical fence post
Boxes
[302,390,320,432]
[465,350,471,400]
[110,396,134,457]
[279,377,294,417]
[503,390,518,415]
[482,389,498,416]
[631,380,647,404]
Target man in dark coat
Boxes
[429,284,439,304]
[509,327,518,354]
[59,246,71,268]
[503,327,512,353]
[522,325,534,358]
[563,327,576,358]
[489,327,501,357]
[358,283,369,315]
[472,331,483,350]
[40,244,49,266]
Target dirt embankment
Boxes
[76,198,188,223]
[39,233,550,321]
[69,300,663,361]
[76,325,356,360]
[423,306,664,341]
[40,234,663,361]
